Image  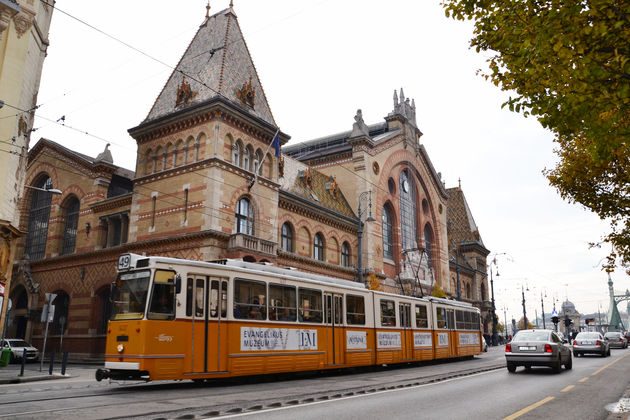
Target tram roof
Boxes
[125,254,366,291]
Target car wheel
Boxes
[565,355,572,370]
[507,363,517,373]
[607,348,611,356]
[553,357,562,373]
[573,351,580,357]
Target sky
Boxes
[31,0,627,322]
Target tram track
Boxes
[0,360,505,419]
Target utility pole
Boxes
[541,292,546,329]
[522,285,528,330]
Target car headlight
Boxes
[117,343,124,353]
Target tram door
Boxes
[190,276,228,373]
[399,303,412,360]
[324,292,345,365]
[447,309,457,357]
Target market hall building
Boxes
[5,6,492,359]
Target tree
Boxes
[517,317,535,330]
[442,0,630,271]
[431,283,448,298]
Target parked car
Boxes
[0,339,39,363]
[573,332,610,357]
[604,332,628,349]
[505,329,572,373]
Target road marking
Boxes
[592,353,628,376]
[579,377,589,383]
[561,385,574,392]
[502,396,554,420]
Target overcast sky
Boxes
[32,0,626,322]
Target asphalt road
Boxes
[0,346,628,419]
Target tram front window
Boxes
[111,271,150,320]
[148,270,176,320]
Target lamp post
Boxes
[357,191,375,286]
[502,305,509,340]
[488,264,498,346]
[522,285,528,330]
[541,291,547,329]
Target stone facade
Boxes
[0,0,53,338]
[5,6,490,359]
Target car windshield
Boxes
[513,331,550,342]
[577,332,600,339]
[605,332,621,338]
[111,270,151,320]
[6,340,29,347]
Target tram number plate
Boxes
[519,346,536,351]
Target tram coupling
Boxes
[95,368,150,382]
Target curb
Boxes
[0,373,71,385]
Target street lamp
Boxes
[25,185,62,195]
[357,191,375,286]
[488,261,499,346]
[502,305,509,340]
[541,291,547,329]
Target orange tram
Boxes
[95,253,483,382]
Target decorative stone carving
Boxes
[236,75,256,108]
[399,249,434,289]
[175,77,197,107]
[0,0,20,36]
[13,8,35,39]
[392,88,417,127]
[17,256,39,294]
[350,109,369,138]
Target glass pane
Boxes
[380,300,396,326]
[210,280,219,318]
[269,283,297,322]
[346,295,365,325]
[298,288,322,323]
[111,271,150,320]
[233,279,266,320]
[196,279,204,317]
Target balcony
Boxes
[227,233,277,258]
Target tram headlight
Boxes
[117,343,124,353]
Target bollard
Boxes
[48,350,55,375]
[61,352,68,376]
[19,355,25,376]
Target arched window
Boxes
[155,146,163,172]
[281,222,293,252]
[24,176,53,260]
[466,283,471,299]
[52,291,70,335]
[341,241,351,267]
[382,205,394,260]
[95,286,111,334]
[313,233,324,261]
[481,283,486,301]
[424,223,434,267]
[61,196,80,255]
[399,170,417,251]
[164,143,172,169]
[145,149,153,175]
[172,142,179,167]
[244,146,253,171]
[235,197,253,235]
[233,141,241,167]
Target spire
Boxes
[140,7,277,128]
[390,87,418,128]
[206,1,210,18]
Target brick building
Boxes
[5,6,491,358]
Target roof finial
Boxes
[206,1,210,18]
[458,177,461,189]
[230,0,234,7]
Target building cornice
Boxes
[279,190,358,233]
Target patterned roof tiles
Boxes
[446,187,484,247]
[143,8,276,128]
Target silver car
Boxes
[573,332,610,357]
[604,332,628,349]
[505,329,572,373]
[1,339,39,363]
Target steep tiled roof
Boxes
[143,7,276,128]
[280,156,356,220]
[446,187,484,247]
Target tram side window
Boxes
[380,299,396,327]
[456,310,465,329]
[186,278,193,317]
[298,288,322,323]
[234,279,267,320]
[415,304,428,328]
[472,312,480,330]
[147,270,176,320]
[196,279,204,317]
[210,281,219,318]
[346,295,365,325]
[269,284,297,322]
[436,307,448,329]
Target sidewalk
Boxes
[0,362,71,384]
